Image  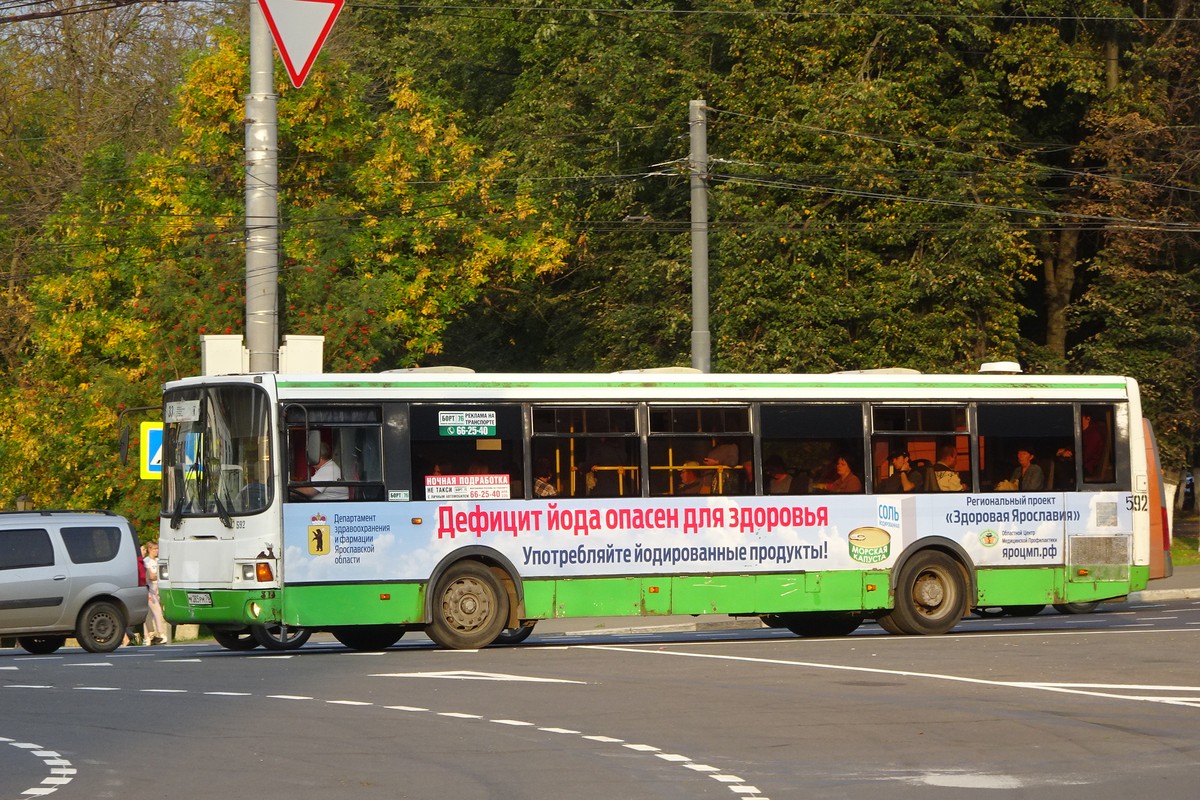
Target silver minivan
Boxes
[0,510,149,654]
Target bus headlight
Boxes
[249,601,262,619]
[159,560,169,580]
[241,563,256,580]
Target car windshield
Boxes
[162,384,273,521]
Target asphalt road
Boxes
[4,595,1200,800]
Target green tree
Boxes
[0,28,567,520]
[710,0,1036,372]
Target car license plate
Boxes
[187,592,213,606]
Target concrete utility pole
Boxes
[244,1,280,372]
[689,99,711,373]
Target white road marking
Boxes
[2,739,75,797]
[372,669,585,684]
[5,662,768,799]
[584,643,1200,709]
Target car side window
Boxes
[0,528,55,570]
[61,526,122,564]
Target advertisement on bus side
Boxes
[279,492,1131,583]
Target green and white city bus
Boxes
[157,366,1173,651]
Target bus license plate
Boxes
[187,592,213,606]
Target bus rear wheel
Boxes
[426,561,510,650]
[878,551,967,635]
[331,625,405,651]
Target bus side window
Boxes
[869,405,967,493]
[531,406,639,499]
[760,404,865,496]
[283,406,385,503]
[648,406,751,496]
[1080,404,1115,484]
[977,404,1073,491]
[409,404,524,501]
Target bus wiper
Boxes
[214,491,233,529]
[170,454,201,530]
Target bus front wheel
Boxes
[426,561,510,650]
[251,624,312,651]
[879,551,967,635]
[212,628,260,650]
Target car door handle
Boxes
[53,575,67,581]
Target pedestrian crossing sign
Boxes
[140,422,163,480]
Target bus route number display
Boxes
[438,410,497,437]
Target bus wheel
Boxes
[251,624,312,651]
[879,551,967,635]
[1053,601,1101,614]
[18,635,66,655]
[77,601,125,653]
[212,629,260,650]
[426,561,510,650]
[493,623,535,645]
[782,612,862,638]
[331,625,405,651]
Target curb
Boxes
[1130,588,1200,602]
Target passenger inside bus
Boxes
[877,448,923,493]
[534,459,558,498]
[293,439,349,501]
[585,437,629,497]
[1001,444,1045,491]
[762,455,794,494]
[676,462,709,495]
[826,455,863,493]
[925,443,965,492]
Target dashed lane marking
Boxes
[1,738,75,799]
[2,683,771,800]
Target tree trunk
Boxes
[1043,226,1080,361]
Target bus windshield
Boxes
[162,384,273,524]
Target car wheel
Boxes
[18,635,66,655]
[76,601,126,653]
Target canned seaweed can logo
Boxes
[848,526,891,564]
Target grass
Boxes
[1172,511,1200,566]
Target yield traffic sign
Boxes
[258,0,345,88]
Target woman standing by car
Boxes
[144,541,170,645]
